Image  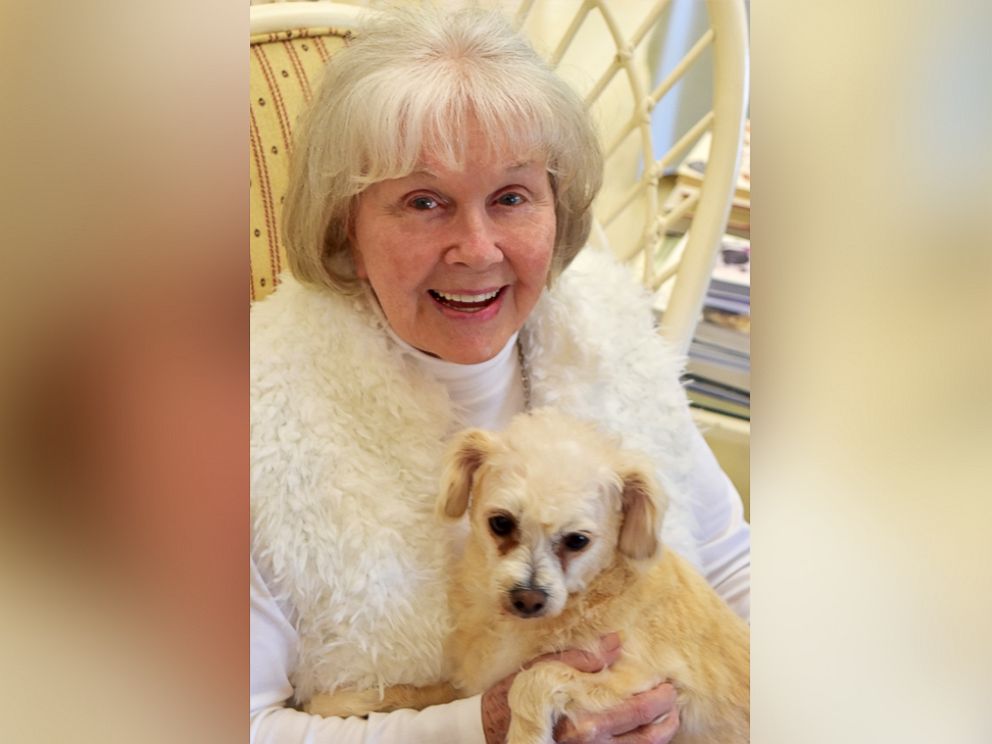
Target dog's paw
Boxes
[506,664,578,744]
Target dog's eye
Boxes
[563,533,590,551]
[488,514,516,536]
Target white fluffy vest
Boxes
[250,249,700,703]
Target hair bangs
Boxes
[346,62,557,187]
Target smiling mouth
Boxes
[428,287,506,313]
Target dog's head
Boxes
[438,408,668,620]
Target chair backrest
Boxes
[249,0,749,354]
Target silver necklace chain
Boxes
[517,341,531,410]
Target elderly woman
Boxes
[251,6,749,744]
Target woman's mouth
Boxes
[428,287,506,313]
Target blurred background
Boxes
[1,0,990,741]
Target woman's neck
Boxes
[384,325,526,431]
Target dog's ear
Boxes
[615,455,668,560]
[438,429,497,519]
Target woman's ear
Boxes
[351,249,367,279]
[437,429,497,519]
[615,455,667,561]
[346,198,367,279]
[349,232,367,280]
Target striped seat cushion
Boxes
[249,27,350,302]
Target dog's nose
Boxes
[509,588,548,618]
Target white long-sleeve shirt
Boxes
[250,333,749,743]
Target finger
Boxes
[612,707,680,744]
[566,683,678,739]
[526,632,622,674]
[604,684,678,735]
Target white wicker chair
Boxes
[250,0,749,356]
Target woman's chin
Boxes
[426,326,515,364]
[417,294,521,363]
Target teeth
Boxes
[432,289,500,303]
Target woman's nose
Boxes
[443,207,503,268]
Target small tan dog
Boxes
[309,408,748,743]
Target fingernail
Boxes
[600,632,621,651]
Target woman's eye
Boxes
[496,192,525,206]
[408,195,438,210]
[488,514,516,537]
[562,533,590,551]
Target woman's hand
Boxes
[553,684,679,744]
[480,633,680,743]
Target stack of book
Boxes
[683,233,750,421]
[653,122,751,420]
[663,121,750,238]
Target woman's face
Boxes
[350,132,556,364]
